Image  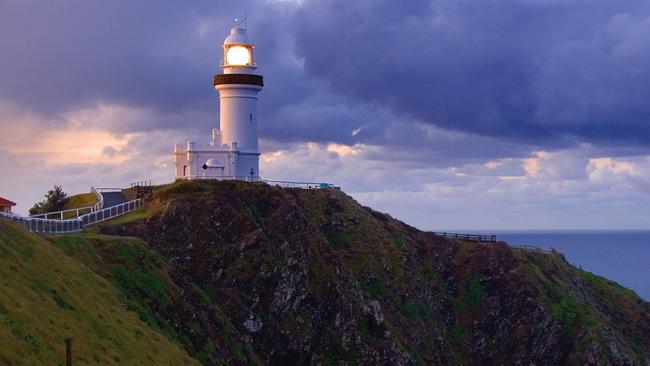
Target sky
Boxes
[1,0,649,230]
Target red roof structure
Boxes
[0,197,16,207]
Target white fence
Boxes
[0,199,141,234]
[0,211,83,233]
[80,199,141,226]
[91,186,104,211]
[30,206,94,220]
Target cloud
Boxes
[260,141,650,230]
[0,99,181,213]
[3,0,650,154]
[1,0,650,229]
[294,0,650,148]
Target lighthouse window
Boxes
[249,113,253,123]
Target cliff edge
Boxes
[2,180,649,365]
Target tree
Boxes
[29,185,69,215]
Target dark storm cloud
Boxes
[0,0,291,130]
[294,0,650,148]
[2,0,650,156]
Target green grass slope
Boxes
[64,193,97,210]
[58,193,98,219]
[0,219,198,365]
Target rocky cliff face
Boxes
[96,180,649,365]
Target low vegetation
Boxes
[2,180,648,365]
[28,185,68,216]
[63,193,97,211]
[0,219,197,365]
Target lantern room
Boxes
[222,27,256,72]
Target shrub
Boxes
[29,185,69,215]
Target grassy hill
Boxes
[0,219,198,365]
[95,180,649,365]
[55,192,98,219]
[64,193,97,210]
[2,180,649,365]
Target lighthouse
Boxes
[173,20,263,180]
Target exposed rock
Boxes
[243,314,263,333]
[97,180,650,365]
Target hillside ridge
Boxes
[95,180,650,365]
[0,219,197,365]
[2,180,649,365]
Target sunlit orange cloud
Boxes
[7,130,136,165]
[0,99,141,165]
[260,150,286,163]
[326,143,363,157]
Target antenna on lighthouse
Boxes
[234,13,247,29]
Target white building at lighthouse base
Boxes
[173,129,260,180]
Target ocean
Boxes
[491,231,650,301]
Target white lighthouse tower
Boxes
[173,19,263,180]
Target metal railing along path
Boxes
[0,199,141,234]
[433,232,497,242]
[179,176,336,189]
[91,186,104,212]
[0,211,83,233]
[94,187,124,192]
[262,180,335,189]
[30,206,95,220]
[130,180,153,187]
[80,199,141,226]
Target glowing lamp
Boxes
[226,46,252,66]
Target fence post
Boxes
[65,337,72,366]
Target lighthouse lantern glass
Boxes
[226,46,251,66]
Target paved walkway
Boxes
[101,192,127,208]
